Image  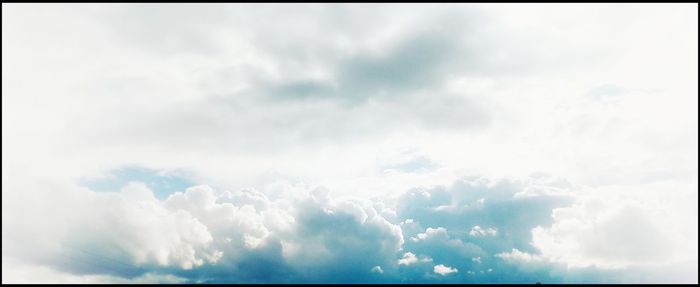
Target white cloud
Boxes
[1,258,188,284]
[24,182,218,271]
[469,226,498,237]
[413,227,449,241]
[398,252,419,266]
[2,3,697,284]
[1,177,406,282]
[495,248,544,263]
[433,264,458,275]
[531,182,698,270]
[5,3,695,199]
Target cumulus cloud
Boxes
[398,252,419,266]
[434,264,458,275]
[2,179,406,283]
[531,182,698,270]
[3,169,698,283]
[75,185,217,269]
[414,227,449,241]
[398,252,432,266]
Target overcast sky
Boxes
[2,3,698,283]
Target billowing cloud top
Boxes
[2,3,698,284]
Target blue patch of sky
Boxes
[386,155,440,173]
[80,166,196,200]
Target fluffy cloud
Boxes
[433,264,458,276]
[531,182,698,270]
[398,252,432,266]
[469,226,498,237]
[3,178,410,283]
[398,252,419,266]
[4,182,220,277]
[2,170,697,283]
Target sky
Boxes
[1,3,698,284]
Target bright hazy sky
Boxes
[2,3,698,283]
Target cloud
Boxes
[3,179,407,283]
[433,264,458,275]
[1,182,221,280]
[2,3,697,284]
[398,252,418,266]
[531,182,698,270]
[79,166,196,200]
[397,252,432,266]
[469,226,498,237]
[414,227,448,241]
[496,248,544,263]
[61,184,220,271]
[2,170,698,283]
[1,258,188,284]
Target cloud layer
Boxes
[3,175,697,283]
[2,3,697,284]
